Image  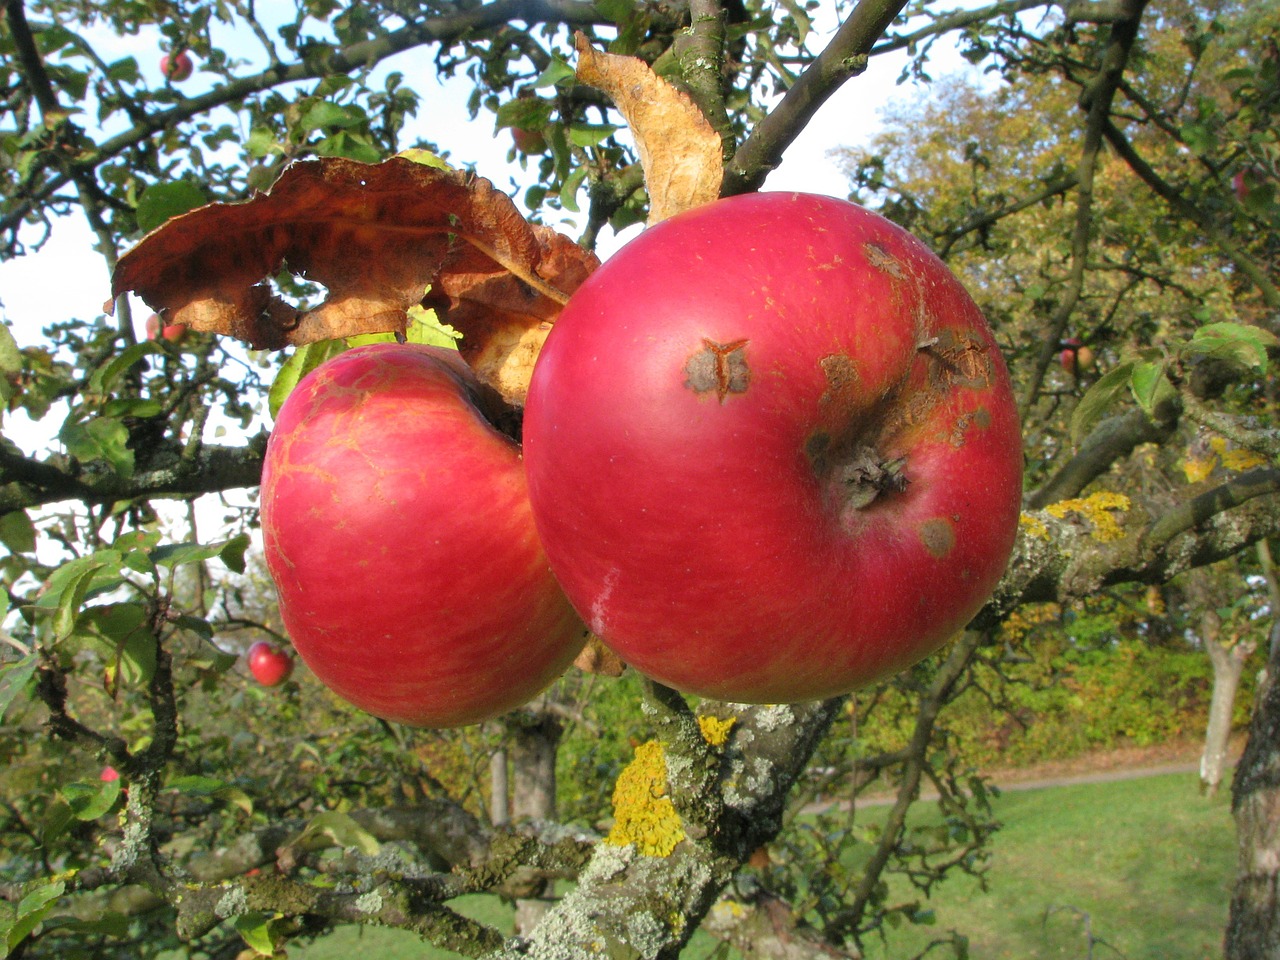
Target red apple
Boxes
[161,50,194,82]
[1059,337,1094,376]
[261,343,585,727]
[523,192,1023,703]
[100,765,120,782]
[512,127,547,155]
[145,313,186,343]
[246,640,294,687]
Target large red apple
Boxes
[246,640,294,687]
[261,342,585,727]
[523,192,1023,703]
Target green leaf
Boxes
[8,880,66,953]
[0,655,37,721]
[1181,321,1280,373]
[119,630,157,686]
[534,56,576,88]
[404,308,461,349]
[297,810,381,856]
[89,341,161,395]
[494,96,554,131]
[568,123,618,148]
[168,776,255,816]
[0,323,20,405]
[34,551,127,636]
[135,180,208,233]
[0,510,36,553]
[560,166,589,213]
[59,416,135,477]
[268,340,348,418]
[219,533,251,574]
[396,147,450,171]
[64,778,121,821]
[1129,360,1177,417]
[1070,361,1134,444]
[233,912,279,956]
[300,101,367,131]
[152,534,250,571]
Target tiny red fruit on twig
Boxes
[145,313,186,344]
[246,641,294,687]
[161,50,194,82]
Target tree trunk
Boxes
[509,709,563,935]
[1226,620,1280,959]
[1201,619,1253,797]
[490,746,510,827]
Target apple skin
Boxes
[145,313,186,343]
[523,192,1023,703]
[511,127,547,155]
[261,342,585,727]
[246,640,294,687]
[161,51,194,82]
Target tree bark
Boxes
[509,709,564,935]
[1226,619,1280,959]
[1202,630,1252,797]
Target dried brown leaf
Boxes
[111,157,599,405]
[574,33,723,224]
[573,634,627,678]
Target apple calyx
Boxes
[833,448,910,513]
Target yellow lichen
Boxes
[1019,512,1051,540]
[1182,453,1217,484]
[697,715,736,746]
[604,741,685,857]
[1214,436,1267,472]
[1045,492,1131,542]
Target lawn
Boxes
[859,771,1235,960]
[291,770,1235,959]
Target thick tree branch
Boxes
[0,438,266,513]
[723,0,910,195]
[1027,407,1176,508]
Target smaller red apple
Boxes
[100,765,119,782]
[511,127,547,155]
[246,641,294,687]
[161,50,194,82]
[1059,338,1094,376]
[145,313,186,344]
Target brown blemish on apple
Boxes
[818,354,859,410]
[923,329,992,391]
[863,242,905,279]
[918,517,955,558]
[685,338,750,403]
[948,406,992,447]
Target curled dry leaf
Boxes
[573,633,627,678]
[574,33,723,224]
[110,158,599,405]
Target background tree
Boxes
[1,1,1279,958]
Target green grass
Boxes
[291,772,1234,960]
[860,771,1234,960]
